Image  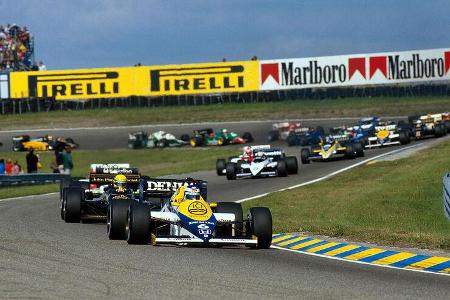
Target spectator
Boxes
[0,159,5,174]
[62,147,73,175]
[26,148,39,173]
[5,158,13,175]
[0,24,35,71]
[38,61,46,71]
[50,150,64,173]
[12,160,22,175]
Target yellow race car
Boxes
[12,135,78,152]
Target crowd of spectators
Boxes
[0,24,34,71]
[0,158,23,175]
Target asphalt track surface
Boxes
[1,119,449,299]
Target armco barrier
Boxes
[444,172,450,220]
[0,174,70,187]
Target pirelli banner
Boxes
[260,48,450,91]
[9,61,259,100]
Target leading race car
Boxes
[190,128,253,147]
[128,131,190,149]
[365,121,410,148]
[216,145,298,180]
[61,163,140,239]
[13,135,79,152]
[267,122,302,141]
[300,133,364,164]
[409,114,447,139]
[124,177,273,248]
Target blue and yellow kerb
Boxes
[272,233,450,275]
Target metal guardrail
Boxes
[444,172,450,220]
[0,174,70,187]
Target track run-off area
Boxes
[0,118,449,299]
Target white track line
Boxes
[0,116,407,133]
[236,143,422,203]
[0,192,58,202]
[270,245,450,277]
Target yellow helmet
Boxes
[113,174,127,191]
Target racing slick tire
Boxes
[284,156,298,174]
[216,159,227,176]
[225,163,237,180]
[277,160,288,177]
[190,136,203,147]
[434,124,445,138]
[344,144,356,159]
[215,202,244,236]
[107,198,130,240]
[64,187,83,223]
[399,131,410,145]
[300,148,310,164]
[267,130,279,142]
[353,142,364,158]
[180,134,190,142]
[156,138,168,148]
[445,121,450,133]
[247,207,272,249]
[242,132,254,143]
[126,202,151,245]
[440,124,447,136]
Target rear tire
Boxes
[248,207,272,249]
[64,187,83,223]
[300,148,310,164]
[216,159,226,176]
[242,132,253,143]
[284,156,298,174]
[277,160,288,177]
[399,131,409,145]
[180,134,190,142]
[286,134,297,146]
[225,163,236,180]
[107,198,130,240]
[353,142,364,157]
[267,130,279,142]
[126,202,151,245]
[215,202,243,236]
[345,144,356,159]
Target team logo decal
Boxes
[188,201,208,215]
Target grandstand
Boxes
[0,24,34,71]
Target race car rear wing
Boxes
[90,163,139,174]
[89,173,141,189]
[141,177,208,200]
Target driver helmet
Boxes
[243,146,252,156]
[113,174,127,191]
[184,185,201,200]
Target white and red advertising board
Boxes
[260,48,450,90]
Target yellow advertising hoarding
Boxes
[9,61,259,100]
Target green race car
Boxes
[190,128,253,147]
[128,131,190,149]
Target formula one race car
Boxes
[190,128,253,147]
[410,114,447,139]
[13,135,78,152]
[442,112,450,133]
[216,145,298,179]
[61,164,140,239]
[124,178,272,248]
[286,126,324,146]
[365,121,410,148]
[267,122,302,141]
[300,133,364,164]
[356,117,380,134]
[128,131,189,149]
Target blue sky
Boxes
[1,0,449,70]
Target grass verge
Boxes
[243,140,450,251]
[1,96,449,130]
[0,147,237,199]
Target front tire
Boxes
[248,207,272,249]
[277,160,288,177]
[300,148,310,164]
[126,202,151,245]
[216,159,226,176]
[226,163,237,180]
[107,198,130,240]
[242,132,253,143]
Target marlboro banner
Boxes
[260,48,450,90]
